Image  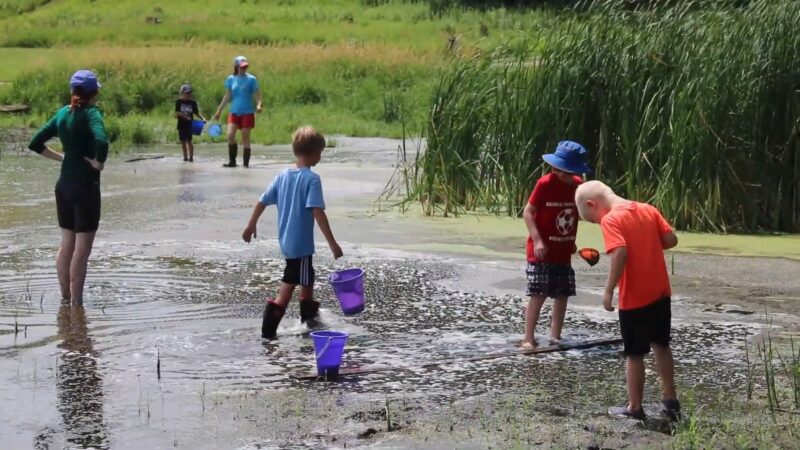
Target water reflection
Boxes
[178,166,206,203]
[55,305,109,449]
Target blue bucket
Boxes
[328,268,365,315]
[191,120,205,136]
[208,123,222,138]
[310,330,349,378]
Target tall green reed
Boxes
[405,0,800,232]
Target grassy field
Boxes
[0,0,552,144]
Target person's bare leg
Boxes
[181,141,188,161]
[273,282,295,308]
[626,355,646,411]
[550,296,568,341]
[226,123,237,146]
[188,141,194,162]
[522,295,546,348]
[69,232,96,305]
[652,343,677,400]
[57,229,76,301]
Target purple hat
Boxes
[69,70,101,92]
[542,140,593,174]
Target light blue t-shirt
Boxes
[224,73,260,115]
[259,168,325,259]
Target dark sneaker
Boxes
[661,399,681,422]
[223,162,237,168]
[608,404,646,420]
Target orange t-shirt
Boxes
[600,202,673,311]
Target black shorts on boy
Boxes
[178,124,193,143]
[618,296,671,356]
[282,255,315,286]
[525,262,576,298]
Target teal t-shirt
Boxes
[224,73,260,115]
[259,168,325,259]
[27,105,109,183]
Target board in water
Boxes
[0,104,31,114]
[293,336,622,381]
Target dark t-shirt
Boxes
[175,99,199,127]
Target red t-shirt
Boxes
[600,202,673,310]
[526,173,583,264]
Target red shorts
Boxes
[228,113,255,129]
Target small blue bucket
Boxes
[191,120,205,136]
[208,123,222,138]
[310,331,349,378]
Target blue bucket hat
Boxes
[69,70,101,93]
[542,140,593,174]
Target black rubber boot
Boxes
[299,299,322,329]
[243,147,251,168]
[223,143,238,167]
[261,301,285,340]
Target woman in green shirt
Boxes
[27,70,109,305]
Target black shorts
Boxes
[619,296,671,357]
[525,262,576,298]
[282,255,314,287]
[178,125,193,143]
[55,179,101,233]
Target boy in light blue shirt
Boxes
[242,126,343,339]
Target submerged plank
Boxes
[294,337,622,381]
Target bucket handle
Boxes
[315,337,333,361]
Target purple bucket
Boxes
[328,268,365,315]
[310,330,349,378]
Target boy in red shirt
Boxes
[521,141,592,348]
[575,180,680,421]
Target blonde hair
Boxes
[292,126,326,156]
[575,180,615,221]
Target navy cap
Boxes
[69,70,101,92]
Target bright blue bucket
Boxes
[310,330,349,378]
[328,268,365,315]
[208,123,222,138]
[191,120,205,136]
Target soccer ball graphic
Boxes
[555,208,576,236]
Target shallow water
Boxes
[0,139,793,449]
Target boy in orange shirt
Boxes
[575,180,680,421]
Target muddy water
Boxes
[1,138,798,449]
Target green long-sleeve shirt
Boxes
[27,105,109,183]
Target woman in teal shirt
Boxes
[27,70,109,305]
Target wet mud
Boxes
[1,139,798,449]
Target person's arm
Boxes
[603,247,627,311]
[195,101,207,122]
[242,202,266,243]
[40,146,64,162]
[83,108,109,172]
[27,113,59,155]
[312,208,343,259]
[523,203,547,260]
[213,90,231,121]
[254,89,263,113]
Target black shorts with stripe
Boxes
[282,255,315,287]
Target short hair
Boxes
[292,126,326,156]
[575,180,614,221]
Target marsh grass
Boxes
[404,0,800,232]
